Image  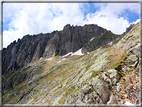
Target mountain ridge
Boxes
[2,23,120,75]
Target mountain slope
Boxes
[2,21,141,106]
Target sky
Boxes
[2,2,140,49]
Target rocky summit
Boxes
[2,21,141,106]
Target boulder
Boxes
[129,43,140,57]
[90,76,104,96]
[127,54,138,62]
[107,69,120,86]
[89,76,110,103]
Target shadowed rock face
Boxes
[2,24,112,75]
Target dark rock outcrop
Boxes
[82,31,120,53]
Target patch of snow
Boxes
[71,48,84,56]
[57,58,66,63]
[90,37,95,42]
[62,52,73,58]
[125,101,136,106]
[97,47,102,50]
[108,41,113,46]
[39,57,43,60]
[47,57,53,61]
[87,52,90,54]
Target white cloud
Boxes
[82,3,140,34]
[132,19,140,24]
[3,3,140,48]
[3,3,84,48]
[83,9,130,34]
[100,3,140,15]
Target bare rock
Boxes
[107,93,117,105]
[116,83,121,92]
[127,54,138,62]
[122,66,130,72]
[107,69,120,85]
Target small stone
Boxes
[116,83,121,92]
[133,87,136,90]
[122,66,130,72]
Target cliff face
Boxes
[3,24,114,75]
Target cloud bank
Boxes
[3,3,140,48]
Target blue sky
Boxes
[2,3,140,48]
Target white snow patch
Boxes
[62,52,73,58]
[97,47,102,50]
[57,48,84,64]
[39,57,43,60]
[47,57,53,61]
[90,37,95,42]
[108,41,113,46]
[57,58,66,63]
[71,48,84,56]
[87,52,90,54]
[125,101,136,106]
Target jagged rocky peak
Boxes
[63,24,71,30]
[122,23,135,35]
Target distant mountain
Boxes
[2,24,120,75]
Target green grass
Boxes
[65,85,75,97]
[86,64,91,71]
[3,84,26,103]
[90,71,102,80]
[37,66,44,74]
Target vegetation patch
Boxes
[90,71,102,80]
[65,85,76,97]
